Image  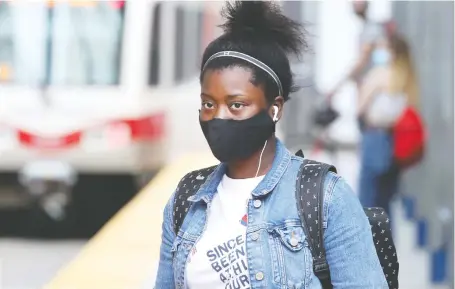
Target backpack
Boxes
[393,106,426,169]
[172,151,399,289]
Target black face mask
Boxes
[199,110,276,163]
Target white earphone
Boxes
[272,105,279,122]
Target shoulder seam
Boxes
[167,189,178,239]
[323,172,341,225]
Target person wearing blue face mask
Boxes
[357,34,420,216]
[372,45,392,67]
[154,1,387,289]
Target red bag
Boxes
[393,107,426,169]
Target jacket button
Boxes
[251,233,259,241]
[253,199,262,208]
[290,238,299,247]
[255,272,264,281]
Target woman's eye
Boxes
[202,102,214,109]
[230,103,244,110]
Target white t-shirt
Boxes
[366,92,407,127]
[185,174,264,289]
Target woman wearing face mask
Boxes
[155,2,387,288]
[357,34,419,215]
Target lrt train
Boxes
[0,0,223,236]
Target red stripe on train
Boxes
[16,112,165,150]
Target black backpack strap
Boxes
[172,166,217,235]
[364,207,399,289]
[295,159,337,289]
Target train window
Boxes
[0,2,14,83]
[148,2,161,86]
[174,5,185,83]
[0,1,125,86]
[173,2,204,83]
[147,2,221,87]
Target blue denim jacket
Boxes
[155,139,388,289]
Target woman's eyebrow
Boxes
[200,92,246,99]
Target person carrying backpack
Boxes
[357,33,424,216]
[155,1,395,288]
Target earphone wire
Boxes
[255,107,277,177]
[255,139,268,178]
[249,111,275,206]
[247,139,269,209]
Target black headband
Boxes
[202,51,284,96]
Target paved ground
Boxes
[0,238,85,289]
[0,150,450,289]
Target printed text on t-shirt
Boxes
[206,234,250,289]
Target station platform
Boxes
[43,152,218,289]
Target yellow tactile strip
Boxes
[44,152,217,289]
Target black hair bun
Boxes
[219,0,307,56]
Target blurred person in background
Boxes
[357,33,419,216]
[155,1,387,288]
[326,0,385,101]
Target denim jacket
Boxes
[155,139,388,289]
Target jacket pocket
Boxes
[267,221,312,288]
[273,225,308,252]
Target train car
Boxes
[0,0,222,236]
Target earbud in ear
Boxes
[272,105,279,122]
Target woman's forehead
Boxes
[201,67,266,101]
[202,67,252,89]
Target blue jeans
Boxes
[359,129,398,215]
